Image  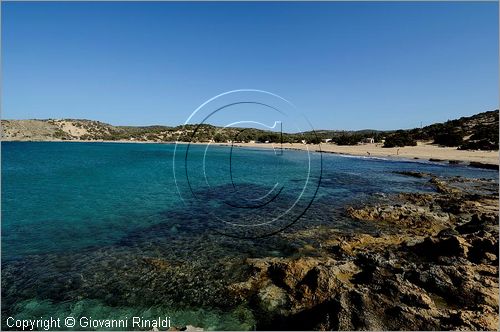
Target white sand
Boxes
[3,137,497,166]
[223,141,499,165]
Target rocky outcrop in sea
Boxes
[228,173,499,330]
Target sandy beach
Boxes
[224,141,499,166]
[5,138,498,166]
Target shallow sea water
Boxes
[2,142,497,330]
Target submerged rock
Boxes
[468,161,499,170]
[429,177,462,194]
[392,171,430,178]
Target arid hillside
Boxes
[1,119,116,141]
[1,110,498,150]
[1,119,173,142]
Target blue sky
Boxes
[2,2,498,130]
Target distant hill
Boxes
[398,110,499,150]
[1,110,498,150]
[412,110,498,139]
[1,119,173,142]
[0,119,273,143]
[301,128,384,137]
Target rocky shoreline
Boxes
[227,172,499,330]
[2,171,497,331]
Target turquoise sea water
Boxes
[2,142,497,330]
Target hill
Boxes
[0,119,276,143]
[385,110,499,150]
[1,110,498,150]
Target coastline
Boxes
[2,142,499,330]
[2,139,498,168]
[229,173,499,330]
[221,141,499,167]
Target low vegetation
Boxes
[383,131,417,148]
[2,110,498,151]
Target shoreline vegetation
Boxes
[2,110,498,167]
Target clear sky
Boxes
[2,2,498,130]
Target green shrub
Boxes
[53,129,69,139]
[333,134,360,146]
[383,131,417,148]
[459,139,499,151]
[433,132,464,147]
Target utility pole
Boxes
[280,121,283,155]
